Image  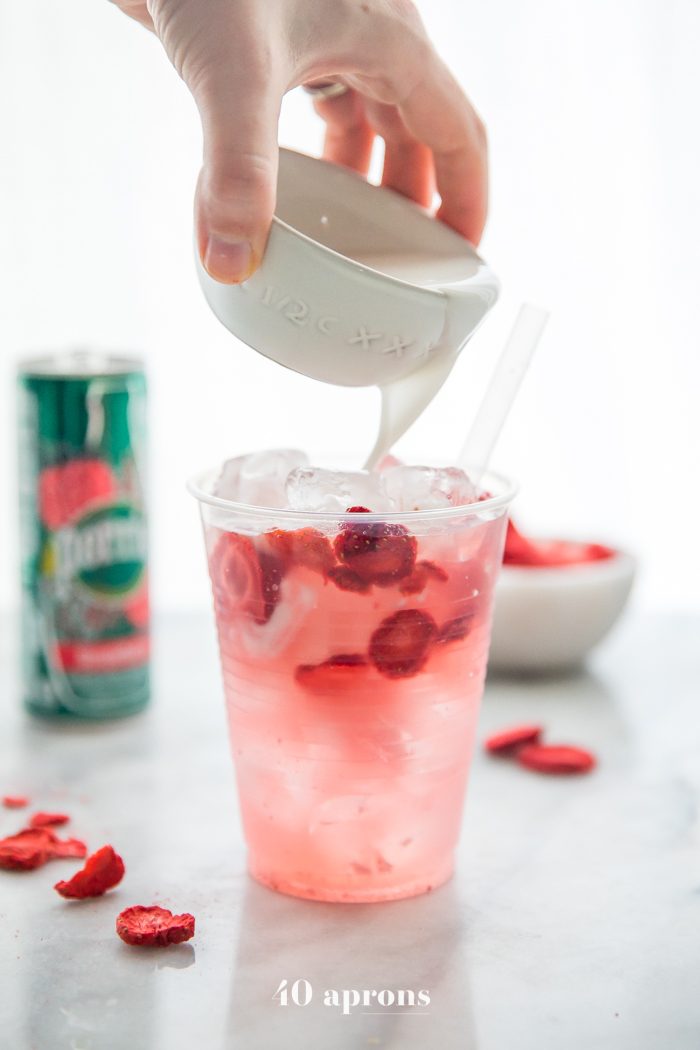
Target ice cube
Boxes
[214,457,245,501]
[285,467,392,513]
[382,465,478,511]
[214,449,308,507]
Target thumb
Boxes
[190,49,284,283]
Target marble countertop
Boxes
[1,611,698,1050]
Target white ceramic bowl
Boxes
[196,148,499,388]
[488,551,636,673]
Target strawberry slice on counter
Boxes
[369,609,438,679]
[0,828,54,870]
[54,845,125,899]
[48,836,88,859]
[28,812,70,829]
[116,905,195,947]
[0,828,87,870]
[2,796,29,809]
[484,724,543,755]
[517,743,596,774]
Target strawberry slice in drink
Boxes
[261,527,335,576]
[327,566,371,593]
[334,510,417,587]
[295,654,370,693]
[436,613,475,644]
[256,550,285,623]
[369,609,438,679]
[399,560,449,595]
[209,532,284,625]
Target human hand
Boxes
[112,0,487,283]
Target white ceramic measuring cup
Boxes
[196,148,499,463]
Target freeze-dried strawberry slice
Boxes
[369,609,438,679]
[436,613,475,644]
[503,519,615,567]
[334,512,417,586]
[399,560,449,595]
[210,532,283,625]
[0,829,54,870]
[0,827,87,870]
[116,905,195,947]
[262,527,335,576]
[256,551,285,622]
[29,812,69,828]
[327,566,371,593]
[295,654,369,693]
[210,532,262,619]
[485,724,543,754]
[2,796,29,809]
[517,743,596,774]
[39,458,116,530]
[48,836,87,860]
[54,844,125,899]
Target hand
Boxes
[112,0,488,283]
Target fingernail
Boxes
[203,236,254,283]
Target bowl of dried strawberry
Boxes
[488,520,636,673]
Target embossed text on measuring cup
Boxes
[261,286,428,360]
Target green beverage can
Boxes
[17,351,150,718]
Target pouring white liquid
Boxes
[196,148,499,463]
[365,352,460,470]
[351,249,491,469]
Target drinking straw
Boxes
[458,303,549,481]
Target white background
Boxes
[0,0,698,613]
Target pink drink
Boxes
[194,477,511,902]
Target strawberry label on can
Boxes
[18,353,150,718]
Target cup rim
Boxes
[187,465,517,524]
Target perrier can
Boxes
[18,352,150,718]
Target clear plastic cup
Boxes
[189,468,514,902]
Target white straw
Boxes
[458,303,549,482]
